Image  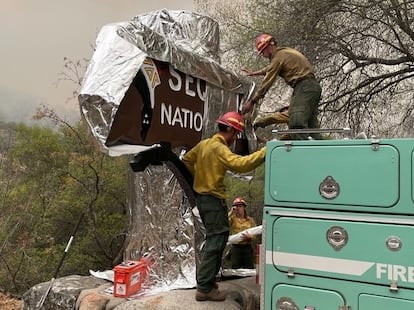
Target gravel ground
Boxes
[0,293,22,310]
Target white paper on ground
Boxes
[89,269,114,282]
[221,268,256,277]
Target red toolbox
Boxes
[113,260,148,297]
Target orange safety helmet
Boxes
[255,33,274,54]
[232,197,247,206]
[216,111,245,133]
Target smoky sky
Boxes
[0,0,195,123]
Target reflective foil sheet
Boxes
[78,9,257,295]
[79,9,256,155]
[125,166,198,291]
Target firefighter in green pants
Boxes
[241,33,322,140]
[182,111,266,302]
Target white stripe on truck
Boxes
[267,251,374,276]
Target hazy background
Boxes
[0,0,196,124]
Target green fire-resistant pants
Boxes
[231,244,254,269]
[196,195,229,293]
[289,77,322,140]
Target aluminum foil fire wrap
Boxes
[78,9,257,294]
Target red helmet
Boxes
[216,111,245,132]
[255,33,273,54]
[232,197,246,206]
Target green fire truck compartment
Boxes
[263,138,414,309]
[272,284,344,310]
[359,294,414,309]
[264,138,414,213]
[264,209,414,289]
[264,279,414,310]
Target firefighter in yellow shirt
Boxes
[182,111,265,302]
[228,197,257,269]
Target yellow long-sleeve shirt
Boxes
[182,133,266,200]
[228,212,256,244]
[228,212,256,235]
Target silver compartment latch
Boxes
[371,139,380,151]
[287,267,295,277]
[284,141,292,152]
[339,306,351,310]
[327,226,348,250]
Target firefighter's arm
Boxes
[240,67,266,77]
[243,70,282,115]
[241,66,269,114]
[218,144,266,173]
[253,59,282,102]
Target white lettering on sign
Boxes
[197,80,205,102]
[185,75,196,97]
[376,263,414,283]
[160,103,203,131]
[168,66,182,91]
[168,66,205,102]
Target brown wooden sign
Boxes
[106,58,206,150]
